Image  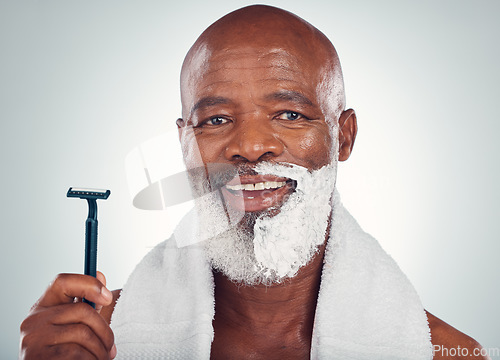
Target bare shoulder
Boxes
[100,289,122,325]
[426,310,489,360]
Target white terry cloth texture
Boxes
[111,192,432,359]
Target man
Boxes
[20,5,487,359]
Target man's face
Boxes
[179,44,336,214]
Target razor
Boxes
[67,187,110,308]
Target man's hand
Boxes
[19,272,117,359]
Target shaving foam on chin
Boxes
[251,162,337,280]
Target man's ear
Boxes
[176,118,185,141]
[338,109,357,161]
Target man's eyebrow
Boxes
[191,96,232,114]
[264,90,314,106]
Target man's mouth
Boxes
[221,175,296,212]
[225,180,287,193]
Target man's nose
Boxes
[223,120,284,162]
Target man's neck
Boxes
[210,240,327,359]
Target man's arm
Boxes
[427,310,490,360]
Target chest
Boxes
[210,321,312,360]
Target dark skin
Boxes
[19,272,117,359]
[19,5,487,360]
[210,243,327,359]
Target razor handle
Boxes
[67,187,110,309]
[83,217,98,308]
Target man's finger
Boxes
[37,273,112,308]
[46,343,95,360]
[47,323,111,360]
[95,271,107,312]
[49,302,115,351]
[96,271,106,287]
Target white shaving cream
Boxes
[252,162,337,279]
[204,161,337,285]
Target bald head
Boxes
[180,5,346,125]
[187,5,334,57]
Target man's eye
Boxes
[276,111,306,121]
[205,117,229,126]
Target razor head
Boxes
[67,187,110,200]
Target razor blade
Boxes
[67,187,111,200]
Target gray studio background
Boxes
[1,0,498,358]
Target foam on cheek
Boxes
[178,125,203,171]
[251,162,337,279]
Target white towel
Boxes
[111,194,432,359]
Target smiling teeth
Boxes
[226,181,287,191]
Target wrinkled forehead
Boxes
[183,43,325,89]
[181,41,338,119]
